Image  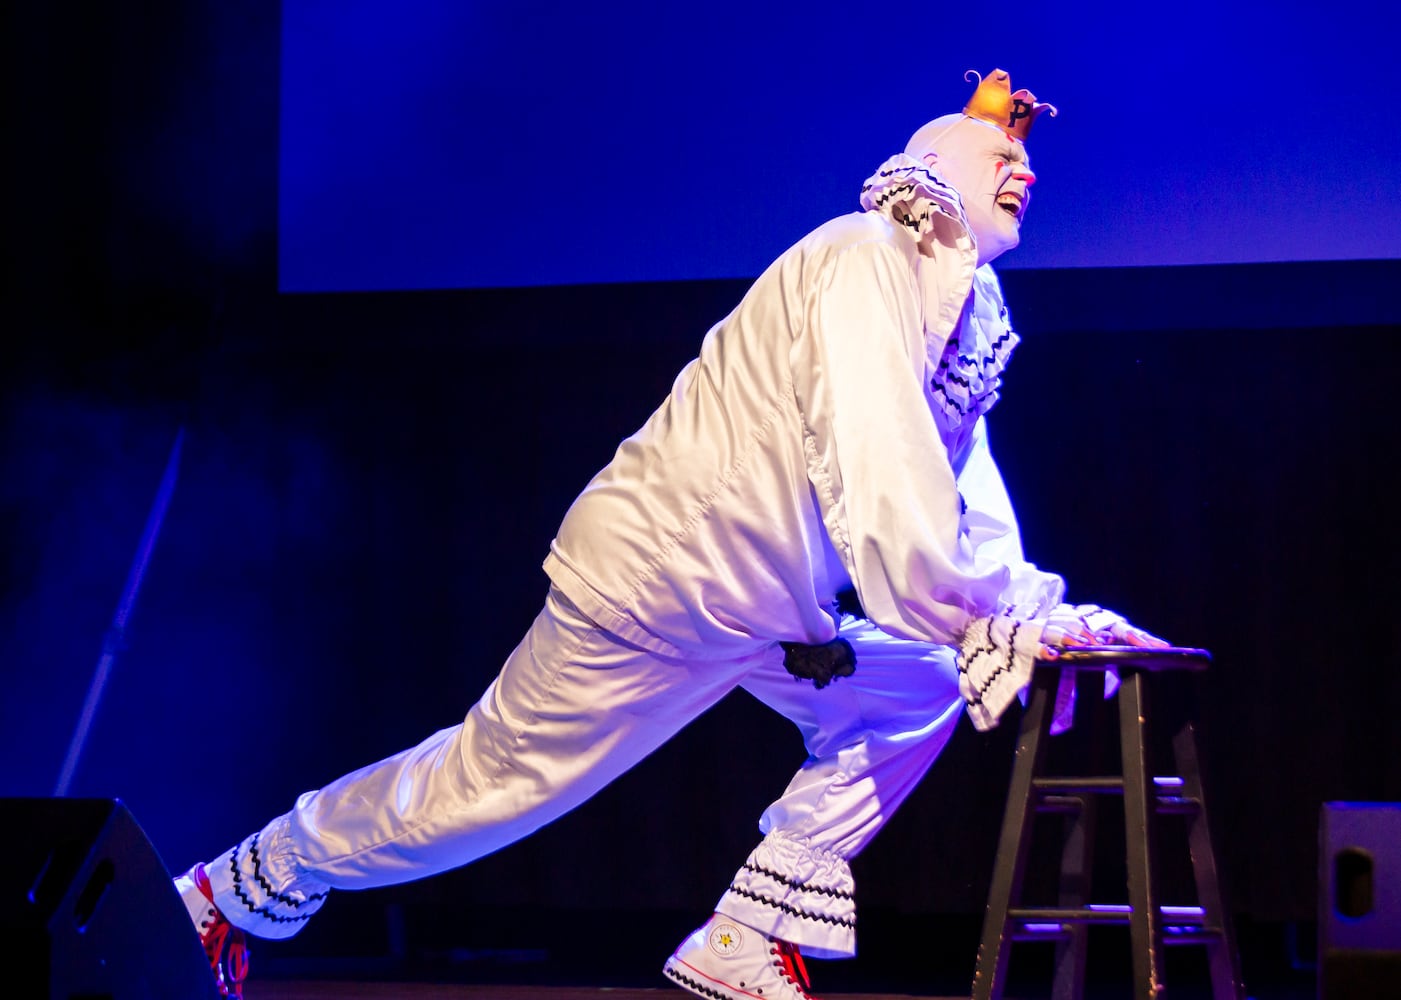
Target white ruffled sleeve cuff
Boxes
[957,614,1046,731]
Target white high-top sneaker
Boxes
[663,913,820,1000]
[174,863,249,999]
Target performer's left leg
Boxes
[188,587,754,939]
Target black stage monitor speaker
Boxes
[0,797,219,999]
[1319,801,1401,1000]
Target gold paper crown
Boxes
[961,68,1057,143]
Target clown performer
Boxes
[175,68,1169,1000]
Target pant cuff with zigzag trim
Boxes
[714,830,856,958]
[207,812,331,939]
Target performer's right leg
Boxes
[662,619,963,1000]
[189,585,752,941]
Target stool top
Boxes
[1037,644,1212,672]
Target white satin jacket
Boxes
[543,156,1064,723]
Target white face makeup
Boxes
[911,116,1037,266]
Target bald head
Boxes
[904,113,966,160]
[902,114,1037,266]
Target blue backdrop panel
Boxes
[280,0,1401,290]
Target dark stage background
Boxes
[5,2,1400,992]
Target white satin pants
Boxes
[205,585,964,956]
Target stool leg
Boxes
[1052,791,1094,1000]
[1172,719,1246,999]
[1119,671,1165,999]
[1053,671,1105,1000]
[972,667,1058,1000]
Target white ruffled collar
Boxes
[928,273,1020,428]
[858,153,968,245]
[860,154,1020,429]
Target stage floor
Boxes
[235,906,1318,999]
[249,986,931,1000]
[244,978,1315,1000]
[238,965,1158,999]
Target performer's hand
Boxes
[1102,618,1170,648]
[1039,604,1170,649]
[1037,604,1101,647]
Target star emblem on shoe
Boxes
[708,922,743,956]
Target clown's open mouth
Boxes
[996,193,1022,218]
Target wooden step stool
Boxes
[971,645,1246,999]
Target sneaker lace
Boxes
[770,938,818,999]
[193,864,250,1000]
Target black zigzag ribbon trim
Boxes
[929,381,968,418]
[248,835,328,908]
[663,963,729,1000]
[861,164,960,214]
[932,381,1000,418]
[938,365,975,390]
[958,628,1001,708]
[863,180,917,210]
[966,329,1015,367]
[930,335,968,415]
[898,209,930,232]
[962,354,1009,372]
[959,619,1022,707]
[972,659,1007,701]
[229,851,309,925]
[868,163,959,197]
[935,350,980,389]
[976,620,1021,698]
[228,834,325,925]
[724,885,856,928]
[742,862,854,901]
[930,325,1016,420]
[931,377,997,417]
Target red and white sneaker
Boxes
[175,863,249,999]
[663,913,821,1000]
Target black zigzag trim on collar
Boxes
[960,329,1015,369]
[988,328,1015,356]
[742,862,854,900]
[862,162,959,203]
[725,884,856,928]
[930,380,968,418]
[899,208,931,232]
[937,359,976,390]
[865,184,941,233]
